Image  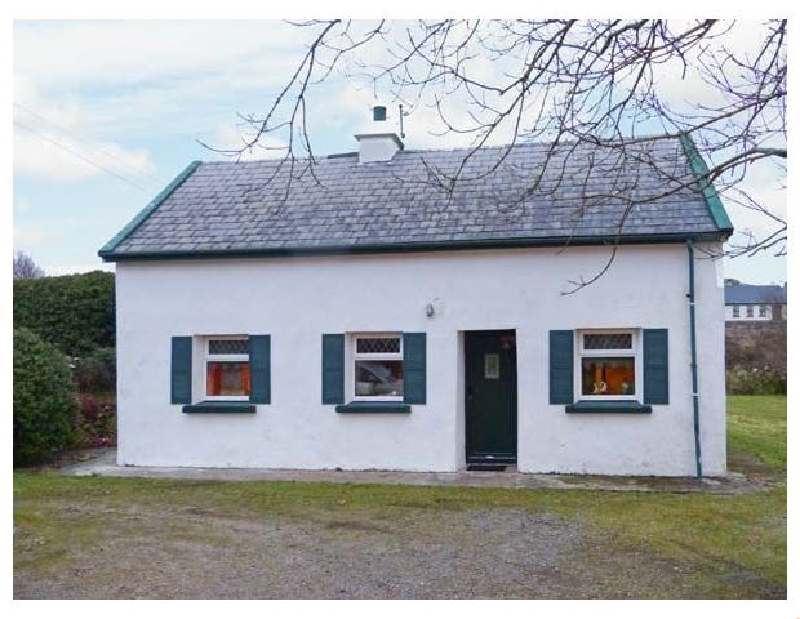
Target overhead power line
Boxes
[14,102,164,184]
[14,119,151,193]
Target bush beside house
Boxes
[13,328,77,466]
[13,271,117,458]
[725,321,786,395]
[13,270,115,357]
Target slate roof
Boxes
[99,135,733,260]
[725,284,787,305]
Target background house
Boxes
[723,280,786,387]
[724,279,787,322]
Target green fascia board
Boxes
[98,161,202,255]
[182,401,256,414]
[99,231,729,262]
[679,133,734,234]
[565,400,652,414]
[336,401,411,414]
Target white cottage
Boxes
[99,121,733,477]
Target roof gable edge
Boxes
[98,160,202,257]
[679,133,735,235]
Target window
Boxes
[578,331,638,399]
[205,337,250,400]
[352,334,404,400]
[759,305,767,318]
[746,305,754,318]
[732,305,740,318]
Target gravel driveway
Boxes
[15,495,768,599]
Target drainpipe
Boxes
[687,241,703,480]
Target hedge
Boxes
[14,327,77,466]
[13,270,115,357]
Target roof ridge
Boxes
[193,134,686,164]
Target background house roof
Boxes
[100,135,733,260]
[724,283,787,305]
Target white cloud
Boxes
[13,222,64,248]
[14,196,32,215]
[13,120,157,183]
[13,20,302,90]
[13,20,311,140]
[208,123,288,161]
[14,76,159,183]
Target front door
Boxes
[465,330,517,464]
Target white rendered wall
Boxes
[115,243,726,475]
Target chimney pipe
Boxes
[355,104,404,163]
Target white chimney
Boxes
[355,104,404,163]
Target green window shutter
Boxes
[549,330,574,405]
[403,332,427,405]
[171,336,192,405]
[643,329,669,405]
[322,334,345,404]
[249,334,271,404]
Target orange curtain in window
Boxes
[605,365,632,394]
[207,363,220,396]
[241,365,251,396]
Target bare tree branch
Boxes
[205,19,786,288]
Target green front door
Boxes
[465,330,517,464]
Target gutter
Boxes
[687,241,703,479]
[99,231,729,263]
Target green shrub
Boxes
[13,270,115,357]
[73,347,116,394]
[14,328,77,466]
[70,393,116,449]
[726,367,787,395]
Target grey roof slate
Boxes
[101,136,731,258]
[725,284,787,305]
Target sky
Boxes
[12,19,787,284]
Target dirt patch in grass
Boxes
[14,396,787,599]
[13,499,724,600]
[14,475,786,600]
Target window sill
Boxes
[182,401,257,414]
[565,400,652,414]
[335,401,411,414]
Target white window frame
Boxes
[349,332,404,402]
[759,305,767,318]
[746,305,754,318]
[575,329,640,402]
[732,305,740,318]
[203,335,250,401]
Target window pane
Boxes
[583,333,632,350]
[746,306,754,317]
[356,337,401,354]
[207,362,250,396]
[581,357,635,396]
[209,339,249,355]
[355,360,404,397]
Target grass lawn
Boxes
[727,395,787,472]
[14,395,786,599]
